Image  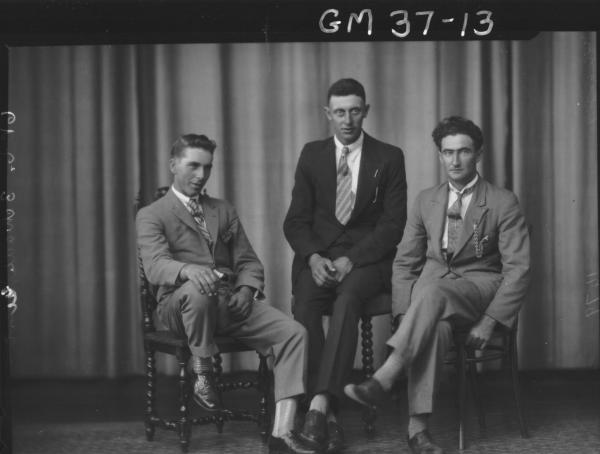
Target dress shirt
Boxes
[334,132,363,196]
[441,174,479,249]
[172,185,204,215]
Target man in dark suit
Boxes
[283,79,407,453]
[137,134,316,454]
[345,116,531,454]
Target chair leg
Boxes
[467,354,486,433]
[144,345,156,441]
[213,353,225,434]
[257,353,271,442]
[360,315,376,438]
[509,334,529,438]
[457,343,467,451]
[178,356,191,452]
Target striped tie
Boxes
[335,146,353,225]
[188,198,213,247]
[446,186,475,255]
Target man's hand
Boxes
[332,256,353,283]
[466,315,497,350]
[308,254,338,288]
[180,264,220,296]
[228,286,254,321]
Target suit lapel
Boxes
[452,180,488,259]
[428,184,448,261]
[320,139,338,216]
[351,133,379,221]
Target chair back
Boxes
[134,186,170,334]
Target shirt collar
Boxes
[449,173,479,195]
[172,185,199,206]
[334,131,364,153]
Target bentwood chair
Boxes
[135,187,272,453]
[448,318,529,450]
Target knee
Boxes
[411,282,448,314]
[179,284,216,314]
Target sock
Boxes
[373,350,405,391]
[408,414,429,439]
[308,393,329,415]
[192,356,213,374]
[271,398,297,437]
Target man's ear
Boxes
[475,147,483,162]
[323,105,333,121]
[363,103,370,117]
[169,158,177,174]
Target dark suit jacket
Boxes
[391,178,530,328]
[136,188,264,303]
[283,132,407,291]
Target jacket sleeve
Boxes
[391,192,427,316]
[283,145,328,261]
[136,206,187,287]
[346,149,407,267]
[484,194,531,328]
[224,203,265,296]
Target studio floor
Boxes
[10,370,600,454]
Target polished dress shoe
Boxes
[343,377,387,407]
[325,421,344,454]
[192,373,222,412]
[407,430,444,454]
[268,432,318,454]
[298,409,327,450]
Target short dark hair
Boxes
[170,134,217,158]
[327,78,366,102]
[432,116,484,151]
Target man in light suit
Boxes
[284,79,407,453]
[345,116,530,454]
[136,134,316,454]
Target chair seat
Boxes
[321,292,392,317]
[145,330,256,353]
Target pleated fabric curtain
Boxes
[6,33,597,377]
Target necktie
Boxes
[446,186,475,255]
[187,198,213,247]
[335,146,353,225]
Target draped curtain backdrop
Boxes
[7,32,598,378]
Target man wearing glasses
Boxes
[345,116,530,454]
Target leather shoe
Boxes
[298,409,327,450]
[343,377,387,407]
[192,373,222,412]
[326,421,344,454]
[268,432,318,454]
[407,430,444,454]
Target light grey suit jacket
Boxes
[136,188,264,303]
[391,178,530,328]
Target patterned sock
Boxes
[408,414,429,439]
[192,356,213,374]
[308,393,329,415]
[373,350,405,391]
[271,398,297,437]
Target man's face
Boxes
[438,134,481,189]
[170,147,213,197]
[324,95,370,145]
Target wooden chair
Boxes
[135,187,272,452]
[448,319,529,450]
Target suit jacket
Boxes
[136,188,264,303]
[391,178,530,328]
[283,132,407,291]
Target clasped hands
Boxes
[308,253,353,288]
[180,264,254,321]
